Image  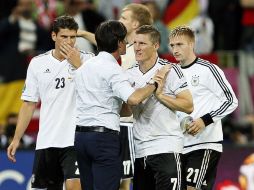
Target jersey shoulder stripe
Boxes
[158,58,170,65]
[158,58,183,79]
[127,62,139,70]
[33,50,51,59]
[196,58,234,117]
[172,64,184,79]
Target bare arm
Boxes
[77,29,97,45]
[127,84,157,106]
[155,90,193,114]
[7,101,37,162]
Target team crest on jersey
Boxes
[191,75,199,86]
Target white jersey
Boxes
[127,57,189,158]
[121,44,135,70]
[22,50,93,150]
[179,58,238,154]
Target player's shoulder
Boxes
[195,57,217,69]
[158,58,183,78]
[32,50,51,61]
[79,50,94,57]
[195,57,223,76]
[29,50,52,68]
[158,57,172,66]
[127,62,139,71]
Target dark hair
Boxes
[136,25,161,45]
[95,20,127,53]
[52,15,79,34]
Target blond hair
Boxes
[122,3,153,27]
[169,26,195,42]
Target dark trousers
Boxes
[133,153,183,190]
[74,131,122,190]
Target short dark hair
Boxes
[52,15,79,34]
[136,25,161,45]
[95,20,127,53]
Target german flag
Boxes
[163,0,200,30]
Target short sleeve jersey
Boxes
[126,57,188,158]
[22,50,94,150]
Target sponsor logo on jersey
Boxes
[44,68,51,73]
[191,75,199,86]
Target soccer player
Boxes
[7,15,93,190]
[126,25,193,190]
[169,26,238,190]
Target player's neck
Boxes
[52,49,65,61]
[180,54,197,67]
[139,54,158,73]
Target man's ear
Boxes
[132,20,139,30]
[51,32,56,42]
[154,42,160,51]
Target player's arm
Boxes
[154,64,193,113]
[127,64,171,105]
[155,89,193,114]
[77,29,97,45]
[7,101,36,162]
[120,102,132,117]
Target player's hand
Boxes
[186,118,205,136]
[60,42,81,68]
[7,140,20,163]
[154,64,172,96]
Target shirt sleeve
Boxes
[21,59,39,102]
[205,64,238,122]
[106,63,135,102]
[166,64,189,95]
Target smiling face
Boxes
[133,33,159,63]
[169,35,194,64]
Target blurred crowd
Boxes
[1,0,254,149]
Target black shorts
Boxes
[182,149,221,190]
[31,146,80,189]
[120,123,135,179]
[133,153,183,190]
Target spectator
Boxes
[0,0,52,83]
